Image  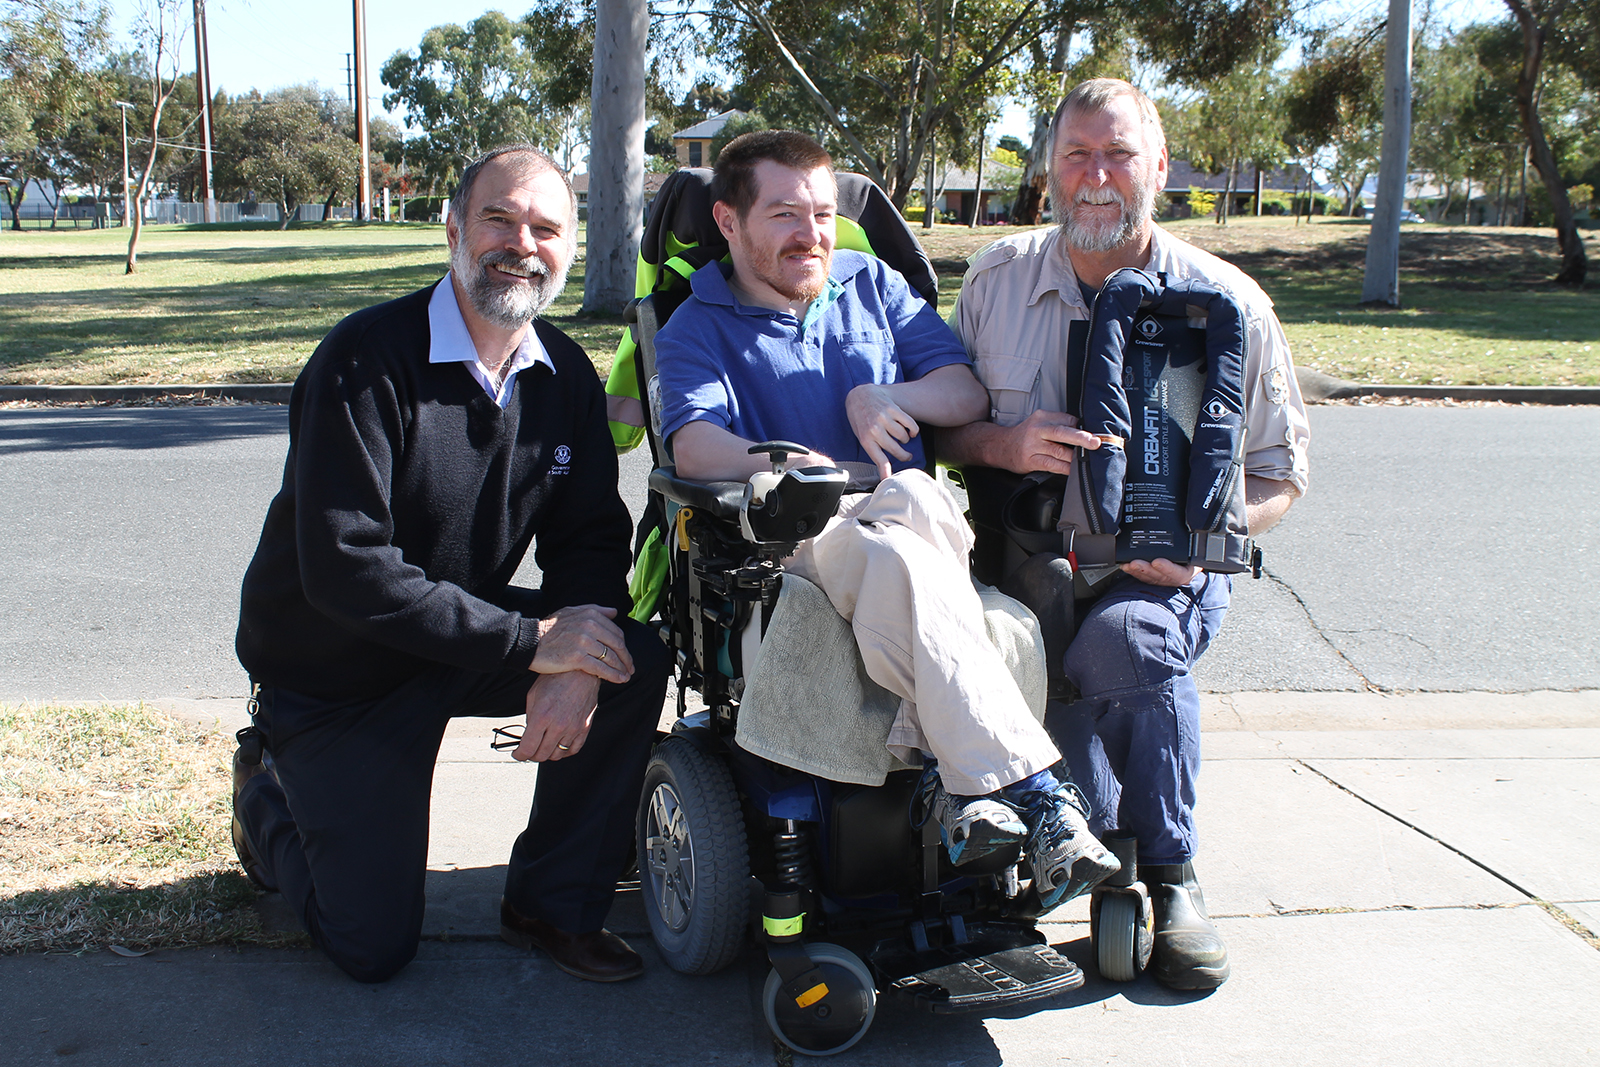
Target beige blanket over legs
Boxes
[734,574,1047,786]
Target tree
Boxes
[1504,0,1587,285]
[585,0,648,313]
[123,0,187,273]
[213,87,362,228]
[1169,51,1286,225]
[1282,23,1385,216]
[380,12,559,195]
[701,0,1078,209]
[0,0,110,229]
[1361,0,1413,307]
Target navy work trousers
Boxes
[1045,571,1230,866]
[235,616,669,983]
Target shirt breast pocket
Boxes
[973,351,1043,427]
[832,329,897,386]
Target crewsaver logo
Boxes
[1135,316,1162,342]
[1205,399,1231,420]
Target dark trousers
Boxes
[1045,572,1230,867]
[235,617,669,983]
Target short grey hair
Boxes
[1051,78,1166,151]
[453,144,577,222]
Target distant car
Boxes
[1399,209,1427,223]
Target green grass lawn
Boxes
[2,216,1596,388]
[0,221,627,386]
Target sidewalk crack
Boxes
[1294,758,1600,953]
[1261,566,1384,692]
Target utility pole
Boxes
[352,0,372,221]
[192,0,216,223]
[115,100,135,227]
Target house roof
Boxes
[935,159,1025,195]
[673,109,745,140]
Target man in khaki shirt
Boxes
[942,78,1311,991]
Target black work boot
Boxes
[231,726,278,891]
[1144,861,1229,990]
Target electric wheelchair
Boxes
[608,169,1086,1055]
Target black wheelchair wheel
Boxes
[638,734,749,975]
[762,942,877,1056]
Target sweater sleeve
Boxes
[289,344,542,676]
[530,335,635,615]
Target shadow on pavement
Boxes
[0,406,289,455]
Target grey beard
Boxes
[454,247,568,329]
[1054,181,1157,255]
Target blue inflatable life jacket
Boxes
[1062,267,1258,575]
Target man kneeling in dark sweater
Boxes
[232,145,669,984]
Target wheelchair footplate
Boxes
[870,921,1084,1013]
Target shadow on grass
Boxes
[0,404,288,455]
[0,870,303,954]
[0,242,445,273]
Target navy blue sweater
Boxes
[236,282,632,699]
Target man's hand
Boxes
[846,383,920,480]
[529,604,633,683]
[513,670,600,762]
[1121,558,1199,587]
[999,410,1101,475]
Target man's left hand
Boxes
[846,383,919,480]
[514,670,601,762]
[1121,557,1199,587]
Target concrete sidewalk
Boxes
[5,692,1597,1066]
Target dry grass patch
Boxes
[0,703,292,954]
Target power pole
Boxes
[115,100,135,227]
[192,0,216,223]
[352,0,371,222]
[1361,0,1412,307]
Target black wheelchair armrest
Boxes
[648,466,749,522]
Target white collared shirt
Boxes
[428,273,555,407]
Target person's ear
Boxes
[712,200,739,242]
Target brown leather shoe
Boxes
[499,898,644,982]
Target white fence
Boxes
[7,200,357,227]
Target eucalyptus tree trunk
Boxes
[582,0,647,313]
[1361,0,1412,307]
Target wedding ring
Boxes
[557,743,571,751]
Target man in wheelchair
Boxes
[651,130,1119,913]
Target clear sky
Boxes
[112,0,1515,167]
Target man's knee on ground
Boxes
[322,929,420,984]
[1065,599,1188,698]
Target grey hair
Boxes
[1050,78,1166,151]
[453,144,577,223]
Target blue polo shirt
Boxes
[654,250,972,472]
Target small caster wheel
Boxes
[762,942,877,1056]
[1095,892,1142,981]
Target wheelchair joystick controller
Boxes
[739,441,849,546]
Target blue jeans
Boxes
[1044,571,1231,866]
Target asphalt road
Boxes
[1,402,1595,704]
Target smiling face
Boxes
[714,160,837,310]
[446,155,574,330]
[1050,94,1168,255]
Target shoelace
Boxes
[1011,781,1093,843]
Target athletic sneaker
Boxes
[916,767,1028,866]
[1008,780,1120,911]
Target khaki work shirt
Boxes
[950,225,1310,495]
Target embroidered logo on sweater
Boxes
[551,444,572,475]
